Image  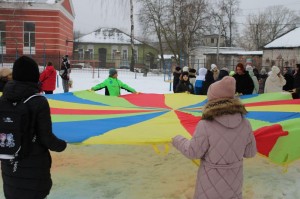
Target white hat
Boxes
[211,64,217,70]
[245,65,253,71]
[271,66,280,75]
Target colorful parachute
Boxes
[45,91,300,166]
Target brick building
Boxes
[0,0,74,67]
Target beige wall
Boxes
[263,48,300,70]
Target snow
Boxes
[76,28,142,45]
[1,69,300,199]
[264,27,300,48]
[205,51,263,55]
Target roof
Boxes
[264,27,300,48]
[204,51,263,56]
[75,28,143,45]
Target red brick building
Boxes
[0,0,74,67]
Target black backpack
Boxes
[0,94,41,171]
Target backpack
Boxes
[0,94,41,171]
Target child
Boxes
[172,76,257,199]
[175,71,194,94]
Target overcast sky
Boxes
[72,0,300,35]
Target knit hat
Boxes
[207,76,236,101]
[271,66,280,75]
[109,68,118,76]
[175,66,181,71]
[182,71,189,77]
[182,66,189,72]
[211,64,217,70]
[12,56,39,83]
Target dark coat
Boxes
[233,72,254,95]
[294,73,300,89]
[202,70,215,95]
[217,69,229,81]
[1,81,66,199]
[173,71,181,92]
[0,79,7,92]
[283,73,294,91]
[175,79,194,94]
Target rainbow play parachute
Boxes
[44,91,300,166]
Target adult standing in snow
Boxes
[91,68,137,96]
[173,66,181,93]
[59,55,71,93]
[264,66,286,93]
[233,63,254,95]
[172,76,257,199]
[39,61,57,94]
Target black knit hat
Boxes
[182,71,189,77]
[13,56,40,83]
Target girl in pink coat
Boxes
[172,76,257,199]
[39,61,57,94]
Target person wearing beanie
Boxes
[173,66,181,93]
[91,68,137,96]
[188,68,197,88]
[175,71,194,94]
[264,65,286,93]
[210,63,220,81]
[0,67,12,92]
[233,63,254,95]
[245,65,259,94]
[172,76,257,199]
[39,61,57,94]
[0,56,67,199]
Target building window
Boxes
[0,22,6,47]
[78,49,84,60]
[24,22,35,47]
[122,49,128,60]
[211,38,214,43]
[134,48,138,62]
[87,49,93,59]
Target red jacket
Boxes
[39,65,57,91]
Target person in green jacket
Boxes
[91,68,137,96]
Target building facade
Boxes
[0,0,74,67]
[74,28,159,70]
[263,27,300,70]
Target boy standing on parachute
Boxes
[91,68,137,96]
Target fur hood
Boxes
[202,98,247,121]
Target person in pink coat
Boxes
[39,61,57,94]
[172,76,257,199]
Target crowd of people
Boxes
[0,55,299,199]
[173,62,300,99]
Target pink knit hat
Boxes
[207,76,236,101]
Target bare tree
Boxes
[239,6,299,50]
[139,0,209,66]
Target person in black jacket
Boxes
[173,66,181,93]
[1,56,67,199]
[60,55,71,93]
[233,63,254,95]
[292,64,300,99]
[283,67,294,91]
[175,71,194,94]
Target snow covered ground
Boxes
[1,69,300,199]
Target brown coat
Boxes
[172,98,257,199]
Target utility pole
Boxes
[130,0,135,72]
[216,6,225,65]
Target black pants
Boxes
[44,91,53,94]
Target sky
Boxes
[72,0,300,36]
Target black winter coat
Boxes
[173,71,181,92]
[1,81,67,199]
[233,72,254,95]
[202,70,215,95]
[175,80,194,94]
